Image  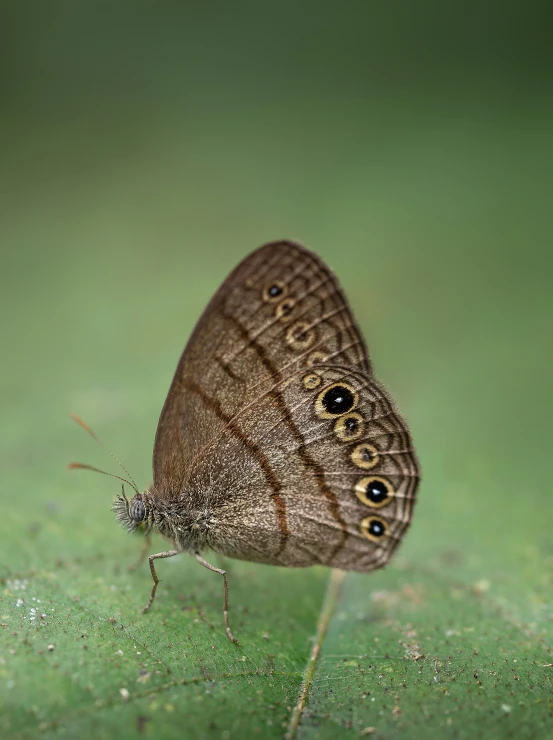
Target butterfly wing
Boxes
[153,240,419,571]
[153,240,369,488]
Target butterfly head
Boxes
[112,487,149,533]
[69,414,154,535]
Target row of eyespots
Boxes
[304,378,393,542]
[261,281,321,354]
[262,282,323,356]
[261,281,298,323]
[262,281,393,543]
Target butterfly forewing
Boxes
[153,240,419,572]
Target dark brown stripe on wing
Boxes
[214,355,243,382]
[183,379,289,554]
[226,313,349,563]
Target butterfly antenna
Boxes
[69,414,140,495]
[67,462,138,496]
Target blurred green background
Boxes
[1,2,552,739]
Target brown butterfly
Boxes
[71,240,420,643]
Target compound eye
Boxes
[131,498,146,522]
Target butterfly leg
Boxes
[195,553,240,646]
[141,549,179,613]
[128,534,151,572]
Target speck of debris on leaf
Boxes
[360,729,376,736]
[501,703,512,714]
[47,644,54,652]
[120,688,130,701]
[473,579,491,596]
[137,671,151,684]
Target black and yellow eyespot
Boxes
[360,515,389,542]
[334,412,364,441]
[315,382,359,419]
[302,373,322,390]
[306,350,327,367]
[355,476,394,508]
[351,443,379,470]
[262,280,288,303]
[275,297,296,322]
[286,321,317,351]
